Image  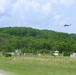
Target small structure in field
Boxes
[15,49,21,55]
[53,50,59,56]
[38,53,41,56]
[70,53,76,58]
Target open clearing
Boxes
[0,56,76,75]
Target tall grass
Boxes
[0,56,76,75]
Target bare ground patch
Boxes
[0,70,16,75]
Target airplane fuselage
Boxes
[64,24,71,27]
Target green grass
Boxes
[0,56,76,75]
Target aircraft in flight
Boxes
[64,24,71,27]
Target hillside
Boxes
[0,27,76,56]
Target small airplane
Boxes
[64,24,71,27]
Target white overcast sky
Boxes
[0,0,76,33]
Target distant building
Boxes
[53,50,59,56]
[38,53,41,56]
[15,49,21,55]
[70,53,76,58]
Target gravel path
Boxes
[0,71,5,75]
[0,70,16,75]
[0,72,5,75]
[0,73,4,75]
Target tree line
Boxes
[0,27,76,56]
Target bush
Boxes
[63,52,70,56]
[3,53,12,57]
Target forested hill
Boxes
[0,27,76,55]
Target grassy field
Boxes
[0,56,76,75]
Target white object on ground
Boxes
[0,73,4,75]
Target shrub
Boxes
[63,52,70,56]
[3,53,12,57]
